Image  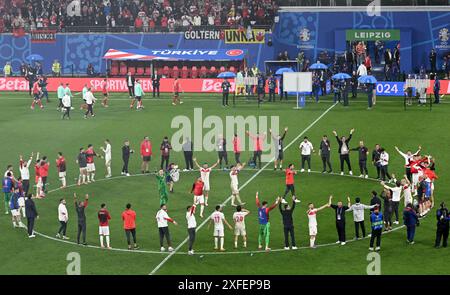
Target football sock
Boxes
[91,173,95,181]
[62,177,66,187]
[200,205,204,217]
[220,237,224,249]
[214,237,218,249]
[100,235,104,247]
[107,167,111,176]
[86,175,90,182]
[106,236,110,248]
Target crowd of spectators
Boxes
[0,0,278,33]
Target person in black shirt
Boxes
[125,72,135,98]
[319,135,332,173]
[74,193,89,245]
[370,191,382,212]
[350,71,358,98]
[328,195,351,245]
[217,135,228,169]
[372,144,381,179]
[152,73,161,97]
[332,129,354,175]
[121,140,134,176]
[278,196,297,250]
[351,140,369,178]
[25,194,38,238]
[380,189,393,231]
[221,78,231,106]
[25,66,36,96]
[435,202,449,248]
[76,148,88,185]
[160,137,172,170]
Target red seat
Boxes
[181,66,189,79]
[144,67,151,75]
[162,66,170,77]
[119,63,127,75]
[219,66,226,73]
[191,66,198,78]
[200,66,207,78]
[156,67,163,76]
[110,67,119,76]
[172,66,180,78]
[129,67,136,75]
[136,67,145,75]
[209,66,217,77]
[229,66,236,73]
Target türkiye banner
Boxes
[224,29,265,44]
[346,29,400,41]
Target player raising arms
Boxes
[208,205,233,251]
[30,79,43,110]
[172,77,183,106]
[306,199,330,248]
[156,169,169,206]
[56,152,67,189]
[282,164,301,204]
[233,205,250,248]
[98,203,111,249]
[256,191,279,251]
[101,139,112,178]
[230,163,246,207]
[193,158,220,207]
[101,78,109,107]
[191,177,205,218]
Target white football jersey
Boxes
[210,211,224,230]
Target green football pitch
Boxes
[0,91,448,275]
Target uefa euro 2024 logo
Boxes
[439,28,449,43]
[299,28,310,42]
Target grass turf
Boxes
[0,91,448,275]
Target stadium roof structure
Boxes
[103,48,248,61]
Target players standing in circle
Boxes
[140,136,152,174]
[191,177,205,218]
[132,79,145,110]
[156,169,169,206]
[121,140,133,176]
[279,196,298,250]
[221,78,231,106]
[256,191,279,251]
[156,204,178,252]
[30,79,43,110]
[57,82,65,111]
[193,158,219,207]
[186,205,197,255]
[56,198,69,239]
[84,88,96,119]
[101,78,109,107]
[230,163,246,207]
[101,139,112,178]
[333,129,354,176]
[172,77,183,105]
[208,205,233,251]
[270,127,288,170]
[233,205,250,248]
[98,203,111,249]
[76,148,88,186]
[122,203,139,250]
[85,144,99,182]
[56,152,66,189]
[307,200,329,248]
[282,164,301,204]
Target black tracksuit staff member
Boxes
[121,140,133,176]
[319,135,332,173]
[74,193,89,245]
[435,202,449,248]
[351,140,369,178]
[372,144,381,179]
[333,128,354,175]
[25,194,38,238]
[278,196,297,249]
[328,195,351,245]
[152,73,161,97]
[221,78,231,106]
[125,72,135,98]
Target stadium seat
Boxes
[110,67,119,76]
[229,66,236,73]
[172,66,180,78]
[181,66,189,79]
[156,67,163,76]
[210,66,217,77]
[162,66,170,77]
[144,67,151,75]
[129,67,136,75]
[136,67,145,76]
[119,63,128,75]
[219,66,226,73]
[191,66,198,78]
[200,66,207,78]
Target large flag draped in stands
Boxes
[103,48,247,61]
